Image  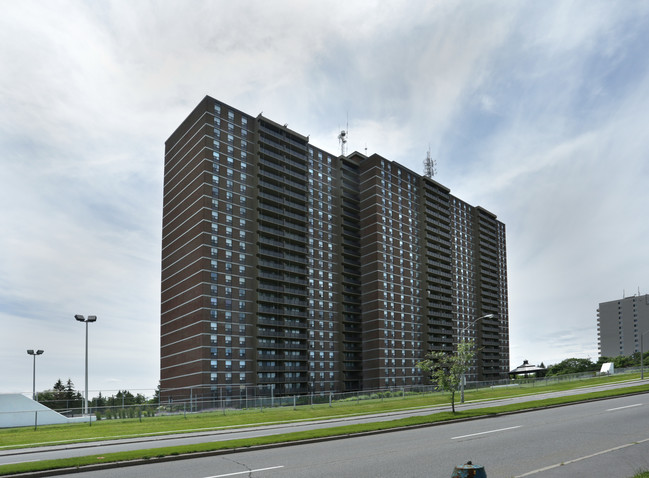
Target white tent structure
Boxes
[0,394,93,428]
[600,362,615,375]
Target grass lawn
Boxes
[0,375,647,476]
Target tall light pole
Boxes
[27,349,44,401]
[641,330,649,380]
[75,314,97,415]
[459,313,496,403]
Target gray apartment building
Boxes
[598,294,649,358]
[161,96,509,401]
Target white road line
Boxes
[205,465,284,478]
[451,425,521,440]
[606,403,642,411]
[514,437,649,477]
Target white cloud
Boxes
[2,0,649,394]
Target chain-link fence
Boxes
[17,367,638,423]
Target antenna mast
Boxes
[338,116,348,156]
[423,147,437,178]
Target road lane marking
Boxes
[205,465,284,477]
[606,403,642,411]
[451,425,521,440]
[514,437,649,477]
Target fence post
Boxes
[329,392,332,407]
[293,395,296,410]
[34,410,38,430]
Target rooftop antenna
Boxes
[423,146,437,178]
[338,115,348,156]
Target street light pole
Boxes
[641,330,649,380]
[460,313,496,403]
[75,315,97,415]
[27,349,44,401]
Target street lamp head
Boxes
[27,349,34,355]
[75,314,97,322]
[36,350,44,355]
[479,313,497,320]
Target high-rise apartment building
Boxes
[161,96,509,401]
[598,294,649,358]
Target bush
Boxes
[546,358,598,376]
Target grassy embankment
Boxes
[0,374,647,476]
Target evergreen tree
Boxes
[151,383,161,404]
[64,379,76,400]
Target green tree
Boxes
[416,340,475,413]
[38,379,80,410]
[116,390,135,406]
[64,379,76,400]
[151,383,161,404]
[36,389,57,409]
[545,358,597,376]
[597,356,613,366]
[134,393,147,404]
[53,379,66,400]
[63,379,83,410]
[92,392,106,409]
[596,352,649,371]
[614,355,634,369]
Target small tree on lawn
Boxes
[417,340,475,413]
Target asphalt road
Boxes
[41,392,649,478]
[1,379,648,476]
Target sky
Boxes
[2,0,649,397]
